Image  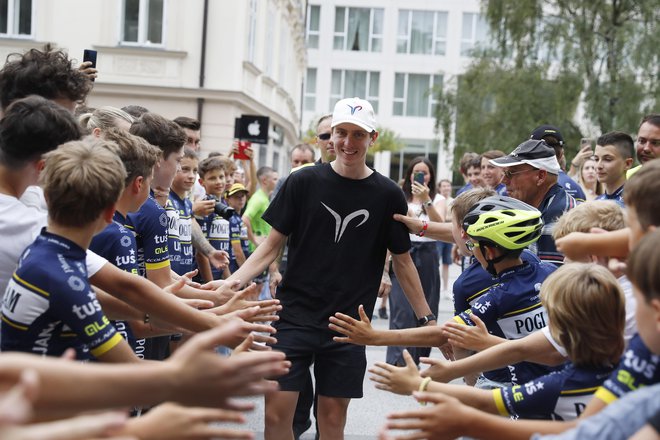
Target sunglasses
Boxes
[317,133,331,140]
[502,168,537,179]
[465,240,479,252]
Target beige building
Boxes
[0,0,307,171]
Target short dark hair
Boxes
[0,95,82,167]
[596,131,634,160]
[122,104,150,119]
[129,112,187,159]
[640,113,660,129]
[0,44,91,110]
[173,116,201,131]
[198,156,226,178]
[183,147,199,161]
[459,152,480,174]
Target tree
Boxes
[484,0,659,133]
[436,0,659,167]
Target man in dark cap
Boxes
[490,139,576,265]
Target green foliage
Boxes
[372,126,404,153]
[482,0,659,132]
[436,0,659,168]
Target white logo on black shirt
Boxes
[321,202,369,243]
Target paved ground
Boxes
[237,263,463,439]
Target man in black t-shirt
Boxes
[227,97,434,440]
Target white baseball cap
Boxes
[331,97,377,133]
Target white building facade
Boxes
[302,0,487,180]
[0,0,307,172]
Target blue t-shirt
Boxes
[228,212,250,273]
[595,185,625,208]
[126,194,170,276]
[168,191,194,276]
[495,362,613,420]
[594,333,660,404]
[454,260,557,384]
[1,230,123,358]
[558,171,586,202]
[531,184,576,266]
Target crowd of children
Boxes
[0,43,658,440]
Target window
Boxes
[122,0,164,45]
[264,0,276,76]
[0,0,33,37]
[306,4,320,49]
[393,73,442,117]
[330,70,380,112]
[333,7,383,52]
[304,68,317,111]
[247,0,258,62]
[461,13,489,56]
[397,10,447,55]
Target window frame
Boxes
[306,4,320,49]
[396,9,448,56]
[393,73,442,118]
[329,69,380,113]
[460,12,488,56]
[0,0,34,39]
[304,67,317,111]
[120,0,167,47]
[333,6,383,52]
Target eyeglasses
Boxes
[502,168,537,179]
[465,240,479,252]
[317,133,331,141]
[637,137,660,148]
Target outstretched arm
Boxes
[329,305,446,347]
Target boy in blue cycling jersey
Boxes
[330,195,556,386]
[370,262,625,421]
[1,139,141,362]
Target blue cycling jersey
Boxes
[531,184,575,266]
[126,194,170,275]
[595,333,660,404]
[168,191,194,276]
[495,362,613,420]
[558,171,586,202]
[452,250,542,383]
[203,204,230,280]
[1,230,122,358]
[595,185,625,208]
[228,212,250,273]
[455,260,557,384]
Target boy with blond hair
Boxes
[371,262,626,421]
[1,139,139,362]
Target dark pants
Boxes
[386,241,440,366]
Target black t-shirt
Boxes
[264,163,410,329]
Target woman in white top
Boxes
[386,157,445,366]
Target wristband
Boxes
[418,220,428,237]
[418,377,432,405]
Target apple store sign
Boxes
[235,115,270,144]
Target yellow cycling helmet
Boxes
[463,195,543,251]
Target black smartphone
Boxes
[83,49,97,82]
[414,171,425,185]
[83,49,97,68]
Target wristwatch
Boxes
[417,314,436,326]
[423,200,433,207]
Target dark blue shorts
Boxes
[270,322,367,398]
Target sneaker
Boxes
[378,307,388,319]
